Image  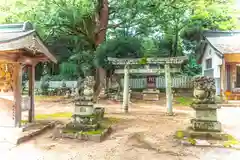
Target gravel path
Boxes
[2,100,240,160]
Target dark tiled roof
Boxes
[204,31,240,54]
[0,22,35,43]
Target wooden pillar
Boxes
[14,63,22,127]
[28,65,35,122]
[220,59,226,98]
[165,63,173,115]
[122,64,129,113]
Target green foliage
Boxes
[0,0,237,78]
[175,97,193,106]
[69,50,95,77]
[59,62,77,79]
[141,38,170,57]
[95,36,144,70]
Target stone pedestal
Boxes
[142,89,159,101]
[190,104,221,132]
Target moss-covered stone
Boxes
[62,117,119,135]
[175,129,240,148]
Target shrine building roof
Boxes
[203,30,240,54]
[0,22,57,63]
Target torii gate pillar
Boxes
[122,65,130,113]
[165,64,173,115]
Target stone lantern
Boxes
[67,76,99,131]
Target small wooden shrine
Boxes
[0,22,57,128]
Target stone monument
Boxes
[142,76,160,101]
[190,76,221,132]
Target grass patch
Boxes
[35,112,72,120]
[175,130,184,139]
[82,129,105,135]
[21,120,28,124]
[175,96,193,106]
[23,112,122,121]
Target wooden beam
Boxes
[224,54,240,63]
[221,59,226,97]
[0,51,51,64]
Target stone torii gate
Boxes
[108,56,188,115]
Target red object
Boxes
[147,76,156,88]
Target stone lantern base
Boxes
[142,89,160,101]
[190,104,222,132]
[178,103,225,141]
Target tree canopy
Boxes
[0,0,238,78]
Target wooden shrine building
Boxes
[199,31,240,100]
[0,22,57,128]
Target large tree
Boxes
[0,0,237,89]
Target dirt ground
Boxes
[2,97,240,160]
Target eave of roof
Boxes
[0,22,57,63]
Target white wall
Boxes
[201,44,222,95]
[201,44,222,78]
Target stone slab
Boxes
[17,121,55,145]
[142,92,159,101]
[195,110,217,121]
[182,128,226,140]
[54,126,112,142]
[75,101,94,106]
[65,122,99,131]
[142,89,160,94]
[191,104,220,110]
[191,119,221,132]
[0,121,55,145]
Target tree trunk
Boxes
[93,0,109,100]
[173,26,179,57]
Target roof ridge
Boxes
[0,21,34,33]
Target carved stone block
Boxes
[191,119,221,132]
